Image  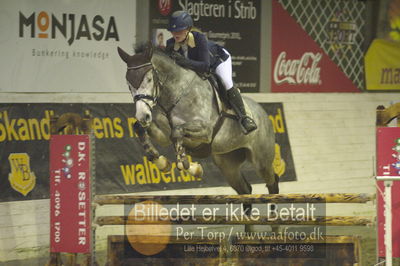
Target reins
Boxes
[126,55,196,117]
[127,63,159,112]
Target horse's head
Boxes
[118,43,157,128]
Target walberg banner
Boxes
[149,0,261,93]
[0,103,296,202]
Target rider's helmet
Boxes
[168,11,193,32]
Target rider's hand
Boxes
[170,51,183,60]
[175,57,191,67]
[172,54,192,69]
[169,51,192,68]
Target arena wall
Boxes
[0,92,395,262]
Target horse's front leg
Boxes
[133,121,171,172]
[171,120,213,178]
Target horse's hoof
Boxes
[177,162,184,171]
[188,162,203,178]
[183,158,190,170]
[154,156,171,172]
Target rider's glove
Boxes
[170,52,192,69]
[170,51,182,60]
[174,56,192,69]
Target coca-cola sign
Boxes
[157,0,172,16]
[274,52,322,85]
[271,1,360,92]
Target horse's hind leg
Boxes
[255,156,280,233]
[212,150,255,232]
[252,145,279,194]
[212,149,251,195]
[258,166,279,194]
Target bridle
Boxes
[126,56,196,119]
[127,62,160,112]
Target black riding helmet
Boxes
[168,11,193,32]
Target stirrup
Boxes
[239,116,257,135]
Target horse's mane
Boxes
[134,42,185,78]
[134,42,171,61]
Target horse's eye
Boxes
[147,77,152,83]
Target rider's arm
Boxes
[165,38,175,53]
[183,32,210,73]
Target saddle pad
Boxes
[212,86,254,120]
[212,85,223,114]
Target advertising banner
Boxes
[377,0,400,42]
[376,127,400,258]
[365,39,400,91]
[50,135,91,253]
[149,0,261,93]
[272,0,362,92]
[0,0,134,92]
[0,103,296,202]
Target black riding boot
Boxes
[227,87,257,134]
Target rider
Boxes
[166,10,257,135]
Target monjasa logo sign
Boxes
[19,11,119,45]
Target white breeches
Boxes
[215,49,233,90]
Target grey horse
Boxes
[117,43,279,197]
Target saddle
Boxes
[206,73,230,110]
[169,51,252,119]
[204,73,253,121]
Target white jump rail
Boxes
[375,175,400,266]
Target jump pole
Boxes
[376,103,400,266]
[376,176,400,266]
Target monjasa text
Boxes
[19,11,119,45]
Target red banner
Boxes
[376,127,400,258]
[50,135,91,253]
[271,0,359,92]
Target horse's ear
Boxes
[117,46,130,63]
[144,41,153,60]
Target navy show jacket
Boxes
[166,31,229,73]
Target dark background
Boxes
[0,102,296,202]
